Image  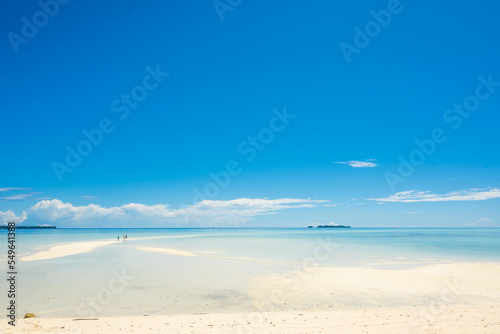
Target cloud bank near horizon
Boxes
[0,198,328,227]
[0,210,27,225]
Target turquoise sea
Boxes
[2,228,499,318]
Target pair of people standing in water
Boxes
[117,234,128,240]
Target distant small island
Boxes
[308,224,351,228]
[0,225,56,229]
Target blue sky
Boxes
[1,0,499,227]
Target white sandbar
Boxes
[137,246,198,257]
[20,240,119,262]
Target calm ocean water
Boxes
[6,227,500,261]
[2,228,499,318]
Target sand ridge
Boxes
[18,234,205,262]
[246,262,500,310]
[137,246,198,257]
[19,240,120,262]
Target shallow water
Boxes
[2,228,499,318]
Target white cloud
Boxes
[466,217,499,227]
[82,195,100,200]
[0,187,28,192]
[0,210,27,225]
[370,188,500,203]
[0,193,37,201]
[22,197,329,227]
[333,159,378,168]
[323,203,342,207]
[0,187,41,201]
[0,188,49,201]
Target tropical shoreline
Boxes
[6,305,500,333]
[4,261,500,333]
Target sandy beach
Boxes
[6,305,500,333]
[4,261,500,333]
